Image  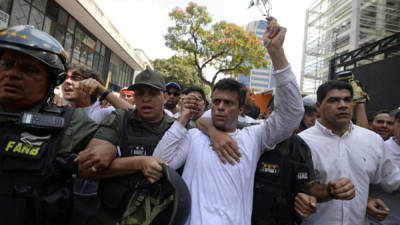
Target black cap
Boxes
[130,69,166,91]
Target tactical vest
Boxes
[99,110,174,219]
[252,135,311,225]
[0,106,75,225]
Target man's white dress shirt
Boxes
[154,66,304,225]
[299,122,400,225]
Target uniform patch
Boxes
[259,162,280,174]
[297,172,309,180]
[101,113,117,126]
[1,132,50,159]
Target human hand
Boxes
[74,143,117,172]
[328,178,355,200]
[209,128,241,165]
[367,196,390,221]
[139,156,167,183]
[264,17,286,50]
[52,94,67,107]
[359,91,370,103]
[78,78,105,96]
[294,193,317,219]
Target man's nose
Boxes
[2,63,22,80]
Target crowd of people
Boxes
[0,17,399,225]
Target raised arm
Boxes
[79,78,134,109]
[260,17,304,148]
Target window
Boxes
[32,0,47,12]
[0,0,13,13]
[64,32,74,61]
[9,0,30,26]
[57,7,68,27]
[28,7,44,30]
[67,16,76,33]
[45,0,58,20]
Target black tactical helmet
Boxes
[0,25,68,86]
[119,164,191,225]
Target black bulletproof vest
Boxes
[99,110,174,219]
[252,135,311,225]
[0,106,75,225]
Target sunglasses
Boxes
[167,91,180,97]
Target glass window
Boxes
[73,39,81,61]
[28,7,44,30]
[100,43,106,56]
[42,16,53,34]
[0,0,13,13]
[92,53,100,70]
[80,45,88,65]
[95,40,101,52]
[53,24,65,45]
[75,26,85,41]
[32,0,47,12]
[9,0,30,26]
[45,0,58,20]
[98,55,104,74]
[64,32,74,60]
[57,8,68,27]
[87,49,94,67]
[67,16,76,33]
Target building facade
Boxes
[237,20,275,93]
[0,0,150,91]
[300,0,400,93]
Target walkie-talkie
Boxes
[0,112,65,130]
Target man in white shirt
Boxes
[298,81,400,225]
[369,108,400,225]
[153,17,304,225]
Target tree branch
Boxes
[211,62,243,86]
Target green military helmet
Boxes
[0,25,68,86]
[119,164,191,225]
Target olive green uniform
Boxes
[94,109,175,144]
[0,103,98,154]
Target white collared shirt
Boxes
[299,121,400,225]
[369,137,400,225]
[154,65,304,225]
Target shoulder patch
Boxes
[101,113,117,126]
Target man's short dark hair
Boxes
[316,80,353,103]
[371,109,391,121]
[68,65,104,103]
[182,86,207,106]
[212,78,246,107]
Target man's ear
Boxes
[163,92,168,104]
[316,102,321,114]
[239,105,245,114]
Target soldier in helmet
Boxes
[0,25,99,225]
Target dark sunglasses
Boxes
[167,91,180,97]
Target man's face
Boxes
[186,91,206,120]
[393,116,400,141]
[317,89,353,129]
[120,91,135,105]
[0,50,49,110]
[164,87,180,109]
[61,68,88,102]
[134,85,165,123]
[370,113,394,140]
[211,89,240,132]
[303,110,319,128]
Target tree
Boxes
[152,55,211,95]
[165,2,269,88]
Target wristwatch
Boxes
[99,89,111,102]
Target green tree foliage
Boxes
[165,2,269,88]
[152,55,211,96]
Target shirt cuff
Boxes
[171,120,188,137]
[272,64,296,87]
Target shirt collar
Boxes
[315,120,354,137]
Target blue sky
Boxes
[95,0,316,81]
